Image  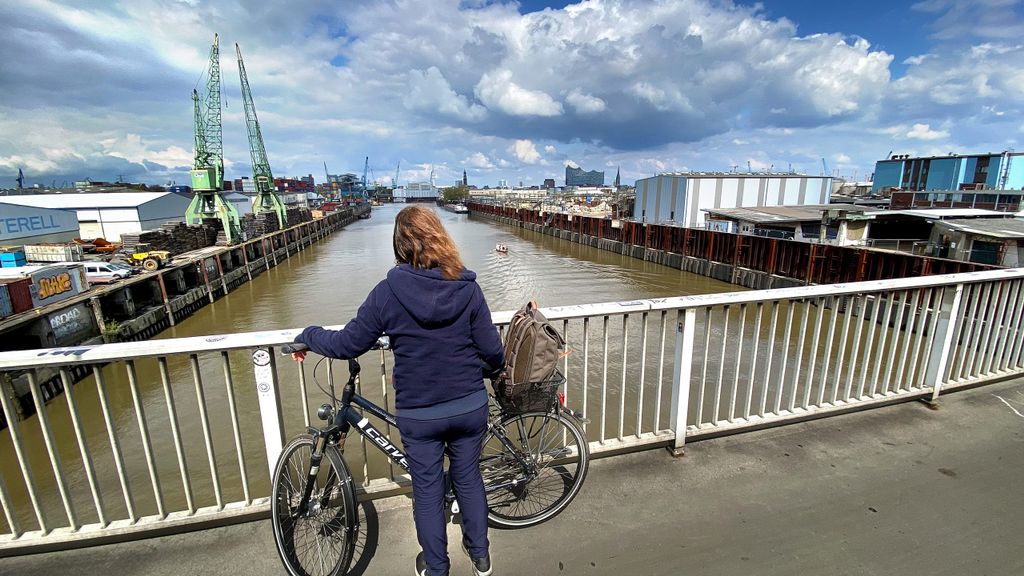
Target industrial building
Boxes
[872,151,1024,194]
[0,203,80,244]
[0,192,191,241]
[634,172,833,227]
[927,218,1024,266]
[393,182,437,202]
[889,188,1024,212]
[703,204,874,246]
[566,165,604,187]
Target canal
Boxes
[1,204,743,531]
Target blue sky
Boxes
[1,0,1023,189]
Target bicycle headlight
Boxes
[317,404,334,422]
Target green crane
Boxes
[185,33,242,243]
[236,43,287,229]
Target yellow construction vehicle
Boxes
[129,245,171,271]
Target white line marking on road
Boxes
[992,394,1024,419]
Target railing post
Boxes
[925,283,965,402]
[668,308,696,456]
[252,347,286,479]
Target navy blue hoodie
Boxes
[296,263,505,415]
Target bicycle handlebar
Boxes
[279,335,390,357]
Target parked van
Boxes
[82,262,131,284]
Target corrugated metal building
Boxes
[0,192,190,241]
[633,172,833,227]
[927,218,1024,267]
[0,203,80,244]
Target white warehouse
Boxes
[0,192,191,241]
[633,172,833,227]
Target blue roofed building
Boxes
[872,151,1024,194]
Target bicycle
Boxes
[270,339,591,576]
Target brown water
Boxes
[0,204,743,533]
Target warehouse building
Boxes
[0,192,190,242]
[872,151,1024,194]
[633,172,833,227]
[0,202,80,244]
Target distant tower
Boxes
[614,166,620,188]
[463,170,467,187]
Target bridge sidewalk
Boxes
[3,377,1023,576]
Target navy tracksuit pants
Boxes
[398,404,490,576]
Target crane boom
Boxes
[186,33,241,243]
[236,42,286,228]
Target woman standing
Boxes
[292,205,503,576]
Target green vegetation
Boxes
[441,185,470,203]
[102,319,121,341]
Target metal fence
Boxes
[1,267,1022,554]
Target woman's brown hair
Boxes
[393,205,465,280]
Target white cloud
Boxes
[3,0,1023,190]
[906,123,949,140]
[475,69,562,117]
[404,67,486,122]
[566,90,606,114]
[834,153,852,163]
[101,133,193,168]
[464,152,494,169]
[510,139,541,164]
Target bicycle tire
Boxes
[481,411,590,528]
[271,435,358,576]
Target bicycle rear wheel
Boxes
[481,411,590,528]
[271,435,358,576]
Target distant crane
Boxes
[236,42,287,228]
[821,158,828,177]
[185,34,242,243]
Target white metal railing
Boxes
[1,267,1023,554]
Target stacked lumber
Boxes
[119,221,219,256]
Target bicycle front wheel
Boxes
[271,435,358,576]
[481,411,590,528]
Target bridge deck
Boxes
[3,377,1022,576]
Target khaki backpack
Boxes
[501,301,566,385]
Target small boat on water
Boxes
[445,203,469,214]
[495,243,508,254]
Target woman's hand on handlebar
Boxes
[281,342,309,363]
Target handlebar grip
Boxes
[280,343,309,354]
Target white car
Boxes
[84,262,131,284]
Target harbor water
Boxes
[0,204,742,531]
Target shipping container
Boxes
[0,250,27,267]
[28,264,86,308]
[23,243,84,263]
[0,283,12,318]
[1,278,34,313]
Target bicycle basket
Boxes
[494,370,565,415]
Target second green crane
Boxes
[236,43,287,229]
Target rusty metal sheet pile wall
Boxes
[468,203,994,284]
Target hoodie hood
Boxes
[386,264,478,327]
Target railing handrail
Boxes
[2,267,1022,370]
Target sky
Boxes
[2,0,1023,190]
